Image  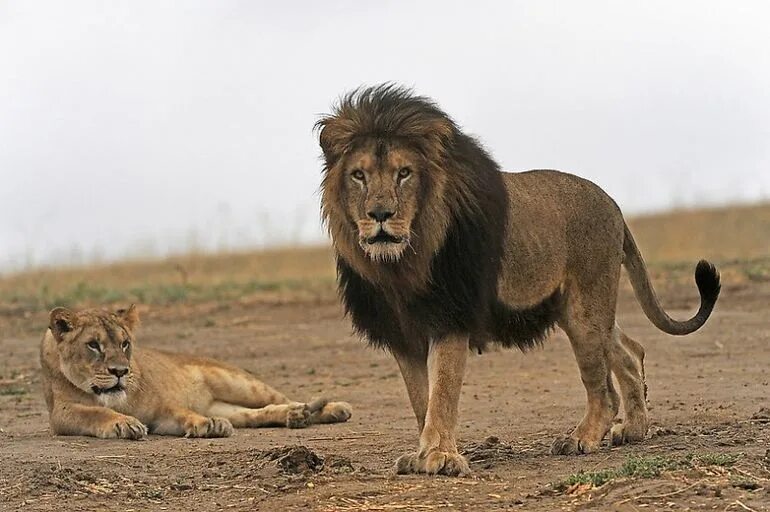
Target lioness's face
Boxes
[342,140,423,261]
[49,306,139,405]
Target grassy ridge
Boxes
[1,203,768,310]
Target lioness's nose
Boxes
[108,366,129,378]
[367,207,394,222]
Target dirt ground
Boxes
[1,272,769,511]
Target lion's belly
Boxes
[496,222,567,307]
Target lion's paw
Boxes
[550,435,600,455]
[101,415,147,440]
[185,417,233,438]
[395,450,471,477]
[610,421,647,447]
[286,404,311,429]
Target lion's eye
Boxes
[122,340,131,351]
[398,167,412,180]
[86,340,101,352]
[351,169,365,181]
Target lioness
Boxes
[316,85,720,476]
[40,305,352,439]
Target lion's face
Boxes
[341,140,423,262]
[49,306,139,406]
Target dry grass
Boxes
[0,203,767,312]
[0,246,337,311]
[627,202,770,263]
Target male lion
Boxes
[316,85,720,476]
[40,305,352,439]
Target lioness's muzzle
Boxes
[91,383,125,395]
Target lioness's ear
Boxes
[116,304,140,331]
[49,307,75,343]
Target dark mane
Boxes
[320,85,559,354]
[315,84,456,167]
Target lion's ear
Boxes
[49,307,76,343]
[317,118,355,166]
[116,304,140,331]
[413,117,455,160]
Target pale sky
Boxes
[1,1,769,271]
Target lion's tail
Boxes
[622,222,721,336]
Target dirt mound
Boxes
[461,436,519,469]
[750,407,770,423]
[263,445,324,474]
[323,454,355,473]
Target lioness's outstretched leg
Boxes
[207,399,352,429]
[395,335,471,476]
[202,363,351,428]
[609,324,648,445]
[207,402,309,428]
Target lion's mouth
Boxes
[91,384,125,395]
[366,231,404,244]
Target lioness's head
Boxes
[317,85,457,264]
[49,305,140,404]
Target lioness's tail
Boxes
[622,223,721,335]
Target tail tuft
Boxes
[695,259,721,307]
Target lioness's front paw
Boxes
[395,450,471,477]
[550,435,600,455]
[185,417,233,438]
[102,416,147,440]
[286,404,311,429]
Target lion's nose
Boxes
[367,207,394,223]
[108,366,129,378]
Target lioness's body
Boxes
[41,306,352,439]
[317,85,719,476]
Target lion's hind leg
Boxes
[608,324,649,445]
[551,283,621,455]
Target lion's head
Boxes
[49,305,140,405]
[317,85,509,348]
[316,85,463,269]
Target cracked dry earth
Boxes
[1,279,769,511]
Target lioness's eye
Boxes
[351,169,365,181]
[398,167,411,180]
[86,340,101,352]
[122,340,131,351]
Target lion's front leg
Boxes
[392,347,429,433]
[394,335,471,477]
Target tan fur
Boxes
[40,306,352,439]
